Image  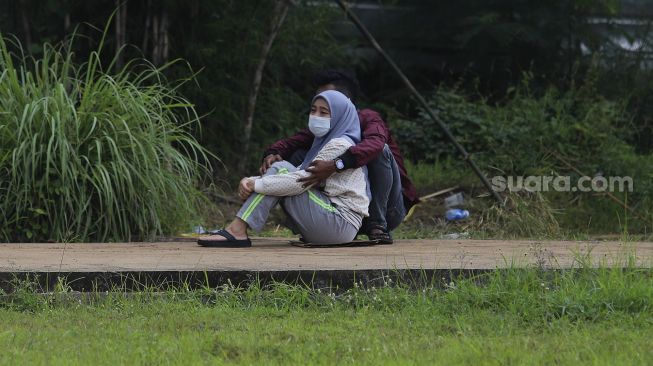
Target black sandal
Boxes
[367,226,393,245]
[197,229,252,248]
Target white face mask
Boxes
[308,115,331,137]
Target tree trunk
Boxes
[150,5,169,66]
[161,10,169,63]
[19,0,32,47]
[142,0,152,55]
[152,12,159,64]
[238,0,291,173]
[189,0,199,43]
[115,0,127,69]
[64,12,70,31]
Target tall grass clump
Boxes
[0,34,214,242]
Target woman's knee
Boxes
[268,161,296,175]
[270,160,295,170]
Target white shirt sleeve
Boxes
[253,138,351,196]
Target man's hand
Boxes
[297,160,337,188]
[259,154,283,175]
[238,178,255,201]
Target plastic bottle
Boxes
[445,209,469,221]
[444,193,464,208]
[442,232,470,240]
[193,225,207,235]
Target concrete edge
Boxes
[1,269,490,293]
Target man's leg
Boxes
[288,149,308,167]
[365,144,406,233]
[281,189,358,244]
[385,151,407,232]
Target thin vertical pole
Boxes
[334,0,503,204]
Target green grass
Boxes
[2,266,653,365]
[398,160,653,241]
[2,300,651,365]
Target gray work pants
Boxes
[289,144,405,233]
[236,161,358,244]
[364,144,406,232]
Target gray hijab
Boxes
[299,90,361,169]
[299,90,370,199]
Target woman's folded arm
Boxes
[252,138,351,196]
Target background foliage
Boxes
[1,0,652,239]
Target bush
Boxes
[395,73,636,173]
[0,35,214,242]
[395,72,653,233]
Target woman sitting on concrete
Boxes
[197,90,369,247]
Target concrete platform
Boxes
[1,238,651,292]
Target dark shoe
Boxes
[367,226,393,244]
[197,229,252,248]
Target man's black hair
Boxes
[311,69,361,101]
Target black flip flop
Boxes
[367,226,393,245]
[197,229,252,248]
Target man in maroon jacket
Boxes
[260,70,418,244]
